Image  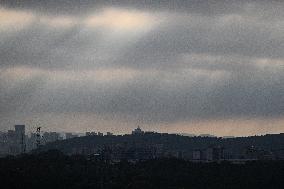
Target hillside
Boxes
[37,133,284,159]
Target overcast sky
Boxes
[0,0,283,136]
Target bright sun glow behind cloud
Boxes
[0,8,34,31]
[0,6,160,34]
[39,15,78,28]
[84,8,160,33]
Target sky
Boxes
[0,0,283,136]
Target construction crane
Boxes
[36,127,41,148]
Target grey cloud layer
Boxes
[0,0,284,127]
[1,12,283,70]
[1,66,283,123]
[1,0,284,16]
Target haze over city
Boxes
[0,0,284,137]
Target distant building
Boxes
[26,133,38,152]
[132,126,144,135]
[205,146,224,161]
[199,134,216,138]
[0,125,27,155]
[191,146,224,161]
[222,136,235,139]
[86,132,97,136]
[178,133,196,137]
[243,146,275,160]
[107,132,113,136]
[7,130,15,139]
[65,133,78,139]
[0,132,8,155]
[205,148,214,161]
[43,132,62,144]
[98,132,103,136]
[192,150,201,160]
[100,145,157,161]
[15,125,25,136]
[14,125,26,154]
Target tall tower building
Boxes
[14,125,26,153]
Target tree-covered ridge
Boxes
[39,133,284,159]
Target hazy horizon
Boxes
[0,0,283,137]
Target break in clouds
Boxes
[0,0,283,135]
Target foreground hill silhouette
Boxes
[0,150,283,189]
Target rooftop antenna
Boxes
[36,127,41,148]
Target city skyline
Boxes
[1,122,283,139]
[1,0,284,137]
[1,124,283,161]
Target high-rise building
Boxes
[14,125,26,153]
[15,125,25,136]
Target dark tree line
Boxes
[0,150,283,189]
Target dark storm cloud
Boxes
[0,0,284,129]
